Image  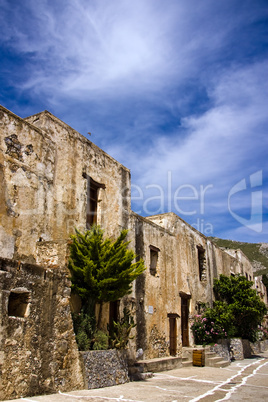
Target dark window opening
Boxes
[149,245,160,275]
[85,175,105,228]
[109,300,119,327]
[197,246,206,281]
[8,291,30,317]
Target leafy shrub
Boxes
[93,330,109,350]
[108,308,136,349]
[72,307,96,351]
[191,275,267,344]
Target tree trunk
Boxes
[97,301,103,329]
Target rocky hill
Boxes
[208,238,268,276]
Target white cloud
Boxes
[2,0,265,100]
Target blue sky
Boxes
[0,0,267,243]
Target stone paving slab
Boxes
[5,351,268,402]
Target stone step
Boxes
[205,351,217,358]
[206,356,223,364]
[136,356,182,373]
[182,360,193,367]
[214,360,230,368]
[205,355,230,368]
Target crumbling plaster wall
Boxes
[25,110,131,239]
[0,106,131,265]
[128,213,178,359]
[0,257,84,400]
[0,106,56,262]
[223,249,254,279]
[130,212,250,358]
[1,105,259,368]
[0,105,131,398]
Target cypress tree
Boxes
[68,225,145,327]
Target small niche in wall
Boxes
[8,289,31,318]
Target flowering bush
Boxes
[191,314,228,345]
[191,275,267,345]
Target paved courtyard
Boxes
[6,351,268,402]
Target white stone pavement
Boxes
[5,351,268,402]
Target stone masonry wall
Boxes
[81,350,129,389]
[210,338,268,362]
[0,257,84,400]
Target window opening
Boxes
[84,175,105,228]
[8,290,30,317]
[149,245,160,275]
[197,246,206,281]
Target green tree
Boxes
[213,274,267,341]
[191,275,267,344]
[68,226,145,328]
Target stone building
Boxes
[0,105,265,399]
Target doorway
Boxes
[168,313,179,356]
[181,297,189,347]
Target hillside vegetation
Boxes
[208,238,268,276]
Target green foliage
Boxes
[72,307,109,351]
[191,275,267,344]
[68,226,145,304]
[214,275,267,341]
[92,330,109,350]
[108,308,136,349]
[69,226,145,348]
[72,307,96,351]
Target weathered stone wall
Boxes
[229,338,244,360]
[127,212,253,359]
[0,257,84,400]
[211,338,268,361]
[81,350,129,389]
[128,213,180,359]
[210,339,231,362]
[0,106,131,266]
[25,110,131,239]
[224,249,254,280]
[255,275,268,305]
[0,107,57,262]
[1,105,260,375]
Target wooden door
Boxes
[169,317,177,356]
[181,298,189,347]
